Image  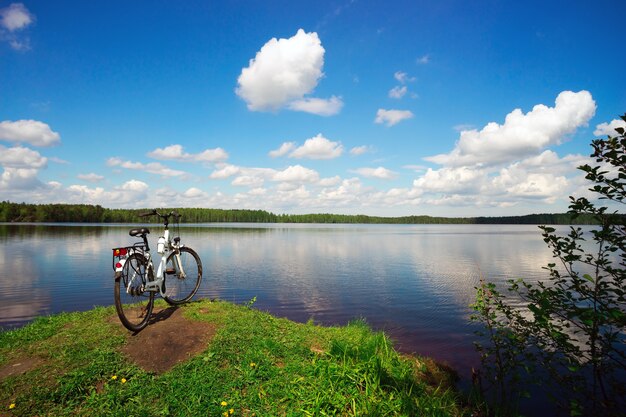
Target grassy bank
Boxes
[0,299,470,416]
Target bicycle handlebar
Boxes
[137,209,181,223]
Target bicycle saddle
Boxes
[129,228,150,237]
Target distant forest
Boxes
[1,201,617,225]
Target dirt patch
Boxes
[0,357,44,381]
[117,306,217,374]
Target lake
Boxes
[0,223,561,380]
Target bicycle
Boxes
[112,210,203,332]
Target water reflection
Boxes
[1,223,564,375]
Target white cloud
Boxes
[0,168,42,190]
[0,3,34,51]
[232,175,265,187]
[209,164,240,179]
[288,96,343,116]
[106,157,187,177]
[182,187,208,199]
[375,109,414,127]
[594,118,626,137]
[236,29,341,116]
[272,165,320,183]
[0,145,47,169]
[318,175,341,187]
[426,90,596,167]
[289,134,343,160]
[269,142,296,158]
[388,86,407,99]
[318,178,363,204]
[349,145,372,156]
[64,180,149,206]
[408,92,600,209]
[352,167,398,180]
[0,3,33,31]
[148,144,228,163]
[0,120,60,147]
[119,179,149,193]
[413,166,486,195]
[248,187,267,196]
[394,71,415,83]
[492,168,567,203]
[77,173,104,183]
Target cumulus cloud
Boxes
[209,164,240,179]
[236,29,342,115]
[318,175,341,187]
[408,91,598,209]
[594,118,626,137]
[182,187,208,199]
[0,145,47,169]
[375,109,414,126]
[0,167,43,190]
[106,157,187,177]
[64,180,149,206]
[232,175,265,188]
[413,166,486,195]
[0,3,33,31]
[148,144,228,163]
[352,167,398,180]
[318,177,363,204]
[0,3,34,50]
[0,120,60,147]
[119,179,149,193]
[289,134,343,159]
[269,142,296,158]
[426,90,596,167]
[272,165,320,183]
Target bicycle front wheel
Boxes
[163,247,202,305]
[114,253,154,332]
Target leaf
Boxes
[582,274,594,283]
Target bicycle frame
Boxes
[112,221,187,298]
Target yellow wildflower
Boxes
[250,362,256,368]
[9,403,16,409]
[229,409,234,414]
[222,413,228,417]
[220,401,228,406]
[111,375,117,380]
[121,378,127,384]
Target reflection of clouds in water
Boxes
[191,225,559,326]
[406,225,558,309]
[0,243,50,327]
[0,224,131,328]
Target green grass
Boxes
[1,300,470,416]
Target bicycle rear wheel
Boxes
[163,246,202,305]
[114,253,154,331]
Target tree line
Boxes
[0,201,611,224]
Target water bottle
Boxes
[157,237,166,254]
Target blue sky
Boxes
[1,1,625,216]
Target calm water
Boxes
[0,223,561,378]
